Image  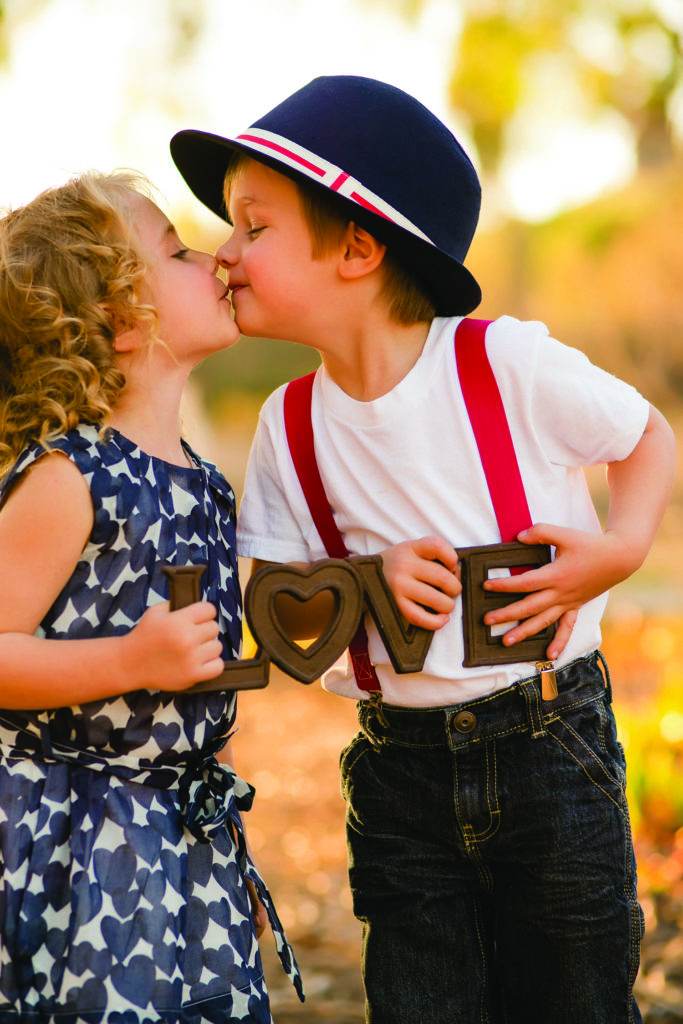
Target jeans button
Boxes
[452,710,477,734]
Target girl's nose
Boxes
[202,251,219,274]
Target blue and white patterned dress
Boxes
[0,423,303,1023]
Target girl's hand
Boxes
[246,878,268,939]
[121,600,225,691]
[380,536,461,630]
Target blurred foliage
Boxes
[0,0,207,69]
[604,615,683,843]
[193,336,320,412]
[370,0,683,175]
[450,0,682,173]
[167,0,207,63]
[603,616,683,1018]
[0,0,50,63]
[466,156,683,407]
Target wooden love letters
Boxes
[163,554,431,692]
[163,540,554,693]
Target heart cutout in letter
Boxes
[244,560,364,684]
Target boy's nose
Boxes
[216,238,237,267]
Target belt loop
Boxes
[519,678,546,739]
[367,691,389,730]
[596,650,613,704]
[361,692,388,747]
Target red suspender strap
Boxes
[454,318,533,571]
[284,373,381,692]
[283,373,346,559]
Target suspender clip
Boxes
[536,661,558,702]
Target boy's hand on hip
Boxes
[482,523,638,659]
[380,536,461,631]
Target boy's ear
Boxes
[337,222,386,280]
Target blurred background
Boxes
[2,0,682,1019]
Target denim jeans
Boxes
[340,651,643,1024]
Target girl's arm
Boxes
[0,452,224,709]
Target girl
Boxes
[0,172,303,1023]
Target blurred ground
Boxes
[232,669,362,1022]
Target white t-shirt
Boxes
[237,315,650,706]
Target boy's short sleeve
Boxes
[237,390,314,563]
[491,317,651,468]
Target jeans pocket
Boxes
[596,697,628,788]
[339,732,371,801]
[547,696,627,808]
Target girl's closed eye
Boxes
[247,226,264,237]
[172,248,189,259]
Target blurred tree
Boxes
[0,3,6,64]
[168,0,207,64]
[0,0,208,68]
[0,0,53,61]
[376,0,682,175]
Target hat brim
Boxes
[170,129,481,317]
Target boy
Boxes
[171,77,675,1023]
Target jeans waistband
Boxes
[358,650,610,749]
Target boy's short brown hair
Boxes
[225,156,436,325]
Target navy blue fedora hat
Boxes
[171,76,482,315]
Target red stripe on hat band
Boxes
[330,171,349,191]
[237,134,326,177]
[350,191,392,222]
[234,128,434,245]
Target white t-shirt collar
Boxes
[319,316,457,428]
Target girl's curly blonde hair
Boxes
[0,170,158,477]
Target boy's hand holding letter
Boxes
[380,535,461,631]
[482,524,632,659]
